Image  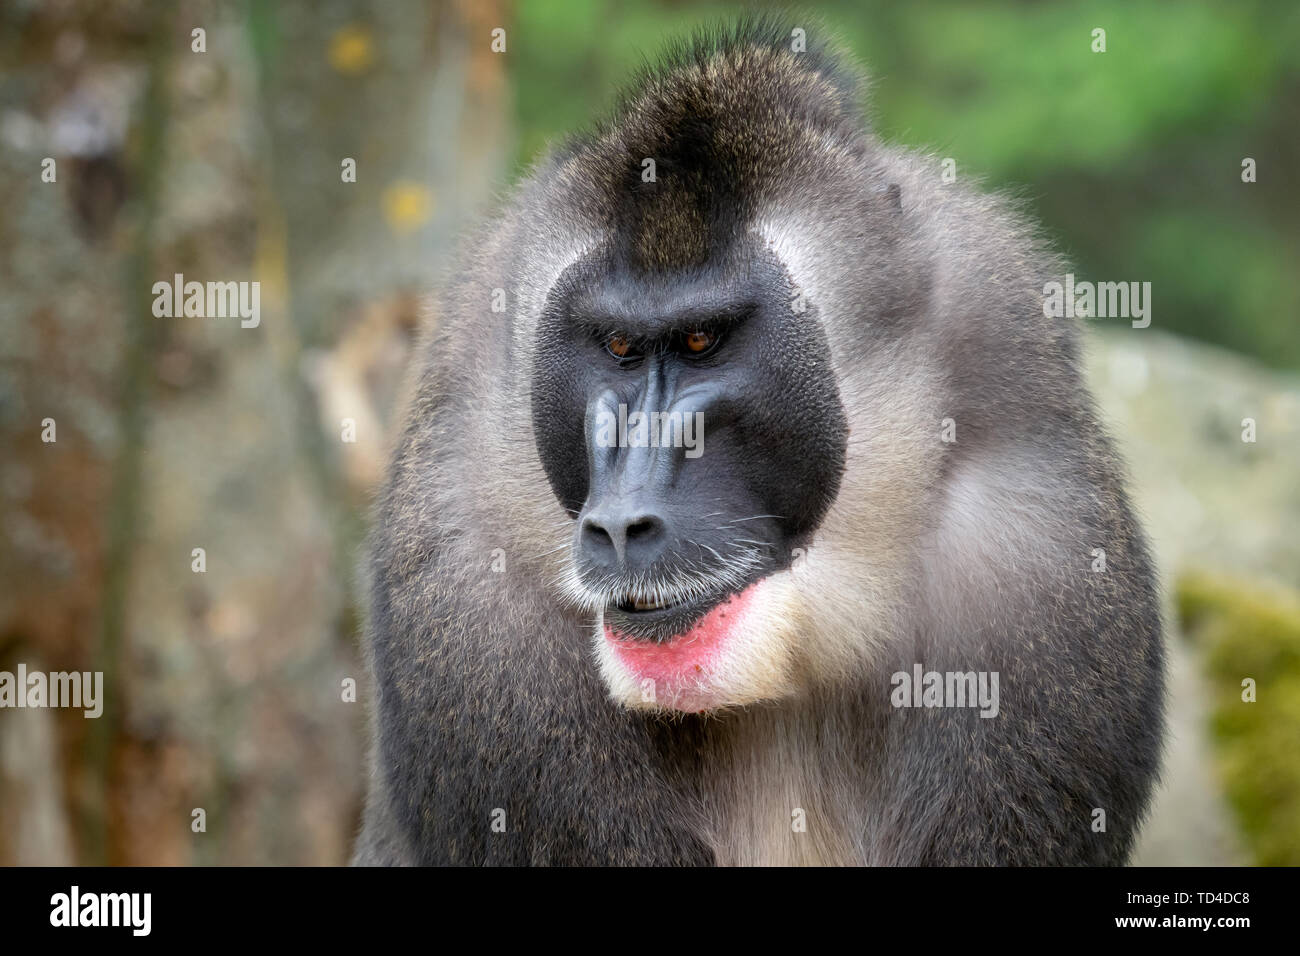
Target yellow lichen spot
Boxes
[382,181,433,235]
[329,25,375,75]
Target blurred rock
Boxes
[1086,328,1300,865]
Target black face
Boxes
[531,245,848,640]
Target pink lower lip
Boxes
[605,585,756,683]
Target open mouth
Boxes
[585,548,783,648]
[604,588,722,639]
[615,593,681,614]
[595,555,780,643]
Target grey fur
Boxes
[354,20,1164,866]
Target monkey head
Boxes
[520,42,939,714]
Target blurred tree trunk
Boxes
[0,0,509,865]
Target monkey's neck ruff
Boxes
[600,583,761,713]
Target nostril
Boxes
[582,518,615,549]
[625,516,662,541]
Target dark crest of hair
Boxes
[557,15,872,272]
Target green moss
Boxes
[1177,571,1300,865]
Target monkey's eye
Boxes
[605,335,640,362]
[681,329,720,357]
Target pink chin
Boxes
[604,583,758,695]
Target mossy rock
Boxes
[1177,571,1300,865]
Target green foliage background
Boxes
[1180,573,1300,865]
[508,0,1300,367]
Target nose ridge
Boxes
[580,500,668,570]
[585,388,621,490]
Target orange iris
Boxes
[684,330,715,353]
